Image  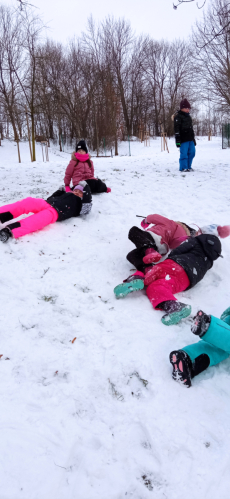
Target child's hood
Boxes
[196,234,222,261]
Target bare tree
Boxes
[193,0,230,113]
[12,7,44,160]
[0,5,23,142]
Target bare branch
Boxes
[17,1,36,11]
[173,0,206,9]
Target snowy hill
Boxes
[0,137,230,499]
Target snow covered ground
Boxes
[0,136,230,499]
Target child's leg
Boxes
[169,340,228,388]
[86,179,107,193]
[187,141,196,169]
[179,142,189,171]
[220,307,230,325]
[8,204,58,238]
[126,247,148,272]
[183,340,229,367]
[0,197,51,221]
[200,316,230,355]
[128,226,158,250]
[145,260,190,308]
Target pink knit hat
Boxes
[217,225,230,238]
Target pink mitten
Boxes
[143,249,161,264]
[107,187,111,193]
[65,186,71,192]
[217,225,230,238]
[141,219,150,229]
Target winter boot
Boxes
[159,300,192,326]
[143,248,162,265]
[114,274,145,299]
[128,226,157,250]
[191,310,211,337]
[192,354,210,376]
[126,247,153,272]
[0,211,13,224]
[169,350,192,387]
[0,227,12,243]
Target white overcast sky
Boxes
[4,0,208,43]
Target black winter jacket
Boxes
[174,110,195,145]
[46,184,92,221]
[168,234,222,289]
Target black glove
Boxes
[194,139,196,146]
[176,142,181,148]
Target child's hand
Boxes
[143,250,161,264]
[141,219,150,229]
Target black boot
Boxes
[0,227,12,243]
[169,350,192,387]
[192,354,210,376]
[128,226,157,250]
[0,211,13,224]
[191,311,211,337]
[158,300,192,325]
[126,248,152,272]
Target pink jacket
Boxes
[64,152,95,187]
[145,214,188,251]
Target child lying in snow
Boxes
[0,181,92,242]
[114,234,222,326]
[170,307,230,387]
[126,215,230,269]
[64,140,111,194]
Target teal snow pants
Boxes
[183,312,230,367]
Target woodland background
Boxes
[0,0,230,158]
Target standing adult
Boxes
[174,99,196,172]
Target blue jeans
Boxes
[179,141,195,171]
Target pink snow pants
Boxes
[0,197,58,238]
[133,260,190,309]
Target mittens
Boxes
[141,219,150,229]
[143,250,162,264]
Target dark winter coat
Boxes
[46,185,92,221]
[168,234,222,289]
[174,110,195,145]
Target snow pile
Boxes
[0,137,230,499]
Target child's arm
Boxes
[145,214,172,225]
[64,160,75,187]
[168,238,196,258]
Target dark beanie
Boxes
[180,99,191,110]
[76,140,88,153]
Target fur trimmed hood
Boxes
[71,151,91,161]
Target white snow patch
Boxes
[0,137,230,499]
